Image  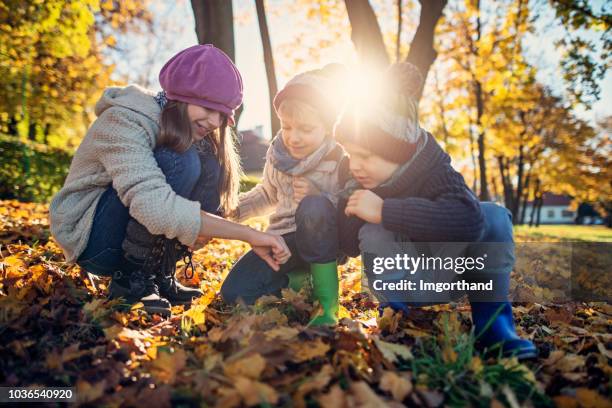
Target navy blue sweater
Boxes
[338,132,485,257]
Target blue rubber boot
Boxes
[378,301,411,316]
[468,203,537,360]
[471,301,537,360]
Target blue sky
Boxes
[112,0,611,137]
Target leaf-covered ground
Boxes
[1,200,610,407]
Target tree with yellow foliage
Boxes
[0,0,151,148]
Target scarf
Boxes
[269,132,337,177]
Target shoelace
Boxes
[149,237,195,282]
[174,240,195,280]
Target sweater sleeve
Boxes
[235,155,278,222]
[93,107,201,246]
[381,169,484,242]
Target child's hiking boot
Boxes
[153,237,203,306]
[123,218,203,307]
[108,267,171,317]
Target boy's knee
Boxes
[219,279,238,304]
[294,196,338,262]
[154,146,202,191]
[358,223,395,253]
[295,195,336,235]
[479,203,513,243]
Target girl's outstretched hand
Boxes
[345,189,384,224]
[249,231,291,271]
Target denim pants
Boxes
[358,202,515,304]
[220,195,338,305]
[77,146,221,276]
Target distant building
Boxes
[525,193,575,224]
[237,126,268,173]
[575,202,604,225]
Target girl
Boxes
[334,63,537,359]
[50,45,290,316]
[221,65,348,326]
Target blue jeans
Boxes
[221,195,339,304]
[358,202,514,304]
[77,146,221,276]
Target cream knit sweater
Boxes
[236,141,345,235]
[49,85,201,263]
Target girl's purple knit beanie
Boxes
[159,44,243,125]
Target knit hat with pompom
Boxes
[334,62,424,163]
[273,63,348,128]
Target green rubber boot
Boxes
[308,262,339,326]
[287,268,311,293]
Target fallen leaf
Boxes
[234,376,279,406]
[317,384,347,408]
[264,326,299,341]
[76,379,106,404]
[290,338,330,362]
[553,395,579,408]
[373,337,413,364]
[350,381,389,407]
[379,371,412,401]
[223,353,266,380]
[149,348,187,384]
[575,388,612,408]
[293,365,334,407]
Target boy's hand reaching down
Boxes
[345,190,384,224]
[293,177,320,203]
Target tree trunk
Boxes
[344,0,390,69]
[43,123,51,145]
[475,80,489,200]
[344,0,447,101]
[404,0,447,100]
[497,155,513,210]
[190,0,243,125]
[535,195,543,227]
[477,132,489,200]
[8,115,18,136]
[468,111,478,193]
[474,0,489,201]
[529,178,541,227]
[519,170,531,225]
[191,0,235,58]
[433,69,450,146]
[255,0,280,137]
[513,142,525,222]
[28,123,36,141]
[490,175,499,202]
[396,0,403,62]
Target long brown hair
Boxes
[158,100,242,215]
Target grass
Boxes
[514,224,612,242]
[408,315,553,408]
